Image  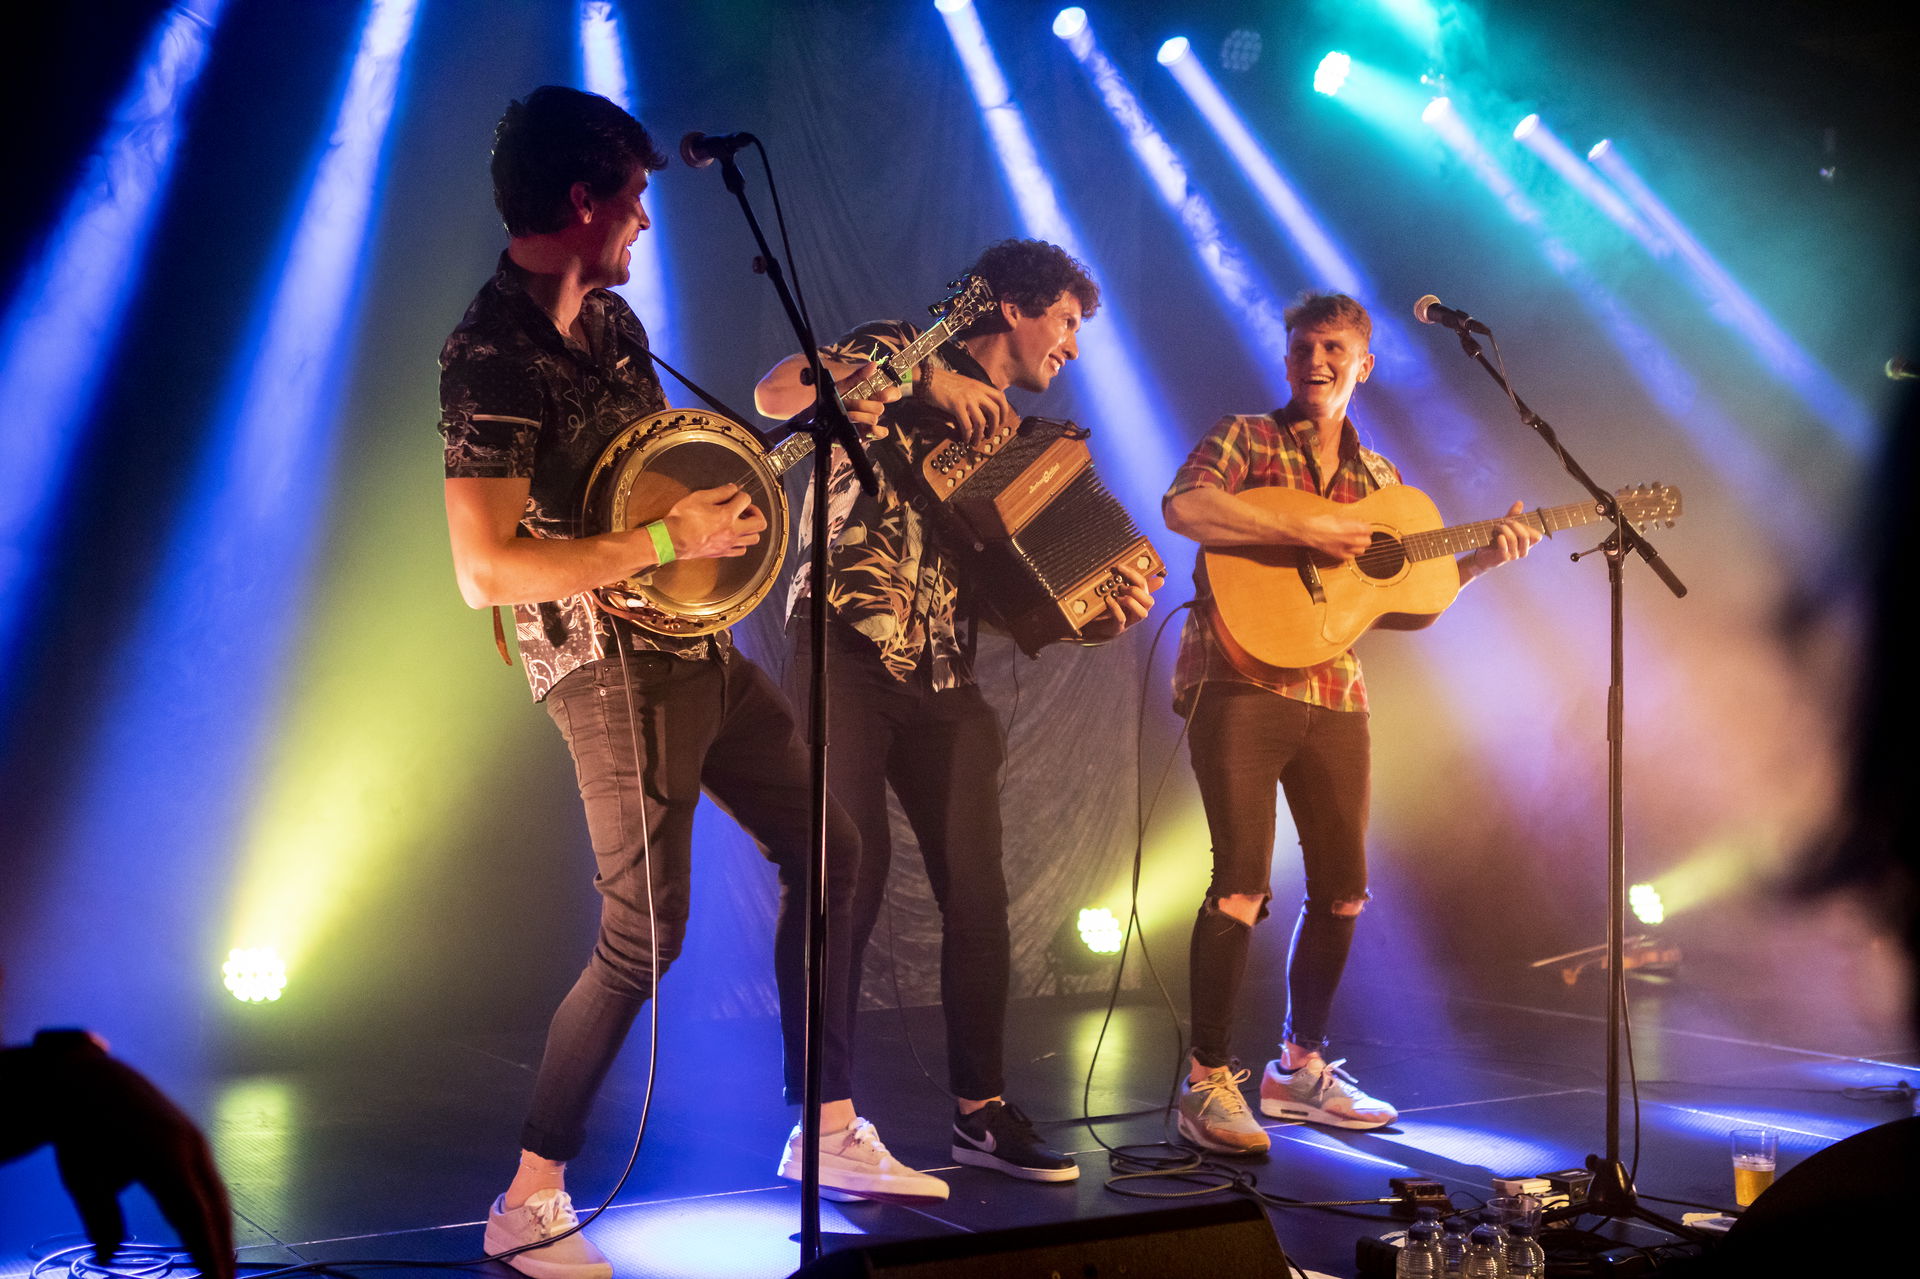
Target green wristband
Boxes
[645,519,676,566]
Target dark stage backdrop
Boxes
[1,0,1912,1067]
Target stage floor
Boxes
[5,969,1915,1279]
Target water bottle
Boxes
[1503,1221,1546,1278]
[1439,1215,1469,1274]
[1461,1224,1503,1279]
[1396,1221,1443,1279]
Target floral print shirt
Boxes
[786,319,987,689]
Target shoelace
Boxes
[1302,1058,1370,1104]
[525,1190,581,1238]
[842,1117,891,1158]
[1194,1067,1254,1116]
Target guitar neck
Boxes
[763,316,962,479]
[1402,498,1617,562]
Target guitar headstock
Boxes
[929,273,996,333]
[1613,482,1683,530]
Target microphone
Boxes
[679,130,757,169]
[1413,294,1492,336]
[1887,356,1916,381]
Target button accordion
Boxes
[909,415,1163,655]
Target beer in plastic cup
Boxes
[1730,1128,1777,1207]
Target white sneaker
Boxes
[1259,1056,1398,1129]
[777,1117,950,1203]
[482,1189,611,1279]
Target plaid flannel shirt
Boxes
[1165,412,1400,715]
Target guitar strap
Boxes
[1358,447,1397,492]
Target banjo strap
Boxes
[645,347,760,437]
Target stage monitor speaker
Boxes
[786,1198,1289,1277]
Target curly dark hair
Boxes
[955,239,1100,336]
[1283,291,1372,344]
[490,86,668,238]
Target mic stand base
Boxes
[1542,1155,1701,1241]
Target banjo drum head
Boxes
[582,408,790,636]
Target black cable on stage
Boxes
[1074,600,1210,1185]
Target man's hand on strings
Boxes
[1297,510,1374,559]
[665,484,767,560]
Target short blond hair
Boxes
[1283,292,1371,346]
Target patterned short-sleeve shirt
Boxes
[1165,412,1401,716]
[439,252,722,701]
[786,319,988,690]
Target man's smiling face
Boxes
[1284,321,1374,422]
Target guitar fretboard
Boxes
[1398,497,1652,563]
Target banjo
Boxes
[579,275,996,636]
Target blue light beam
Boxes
[1588,139,1871,449]
[577,1,673,356]
[1161,39,1368,301]
[0,0,227,693]
[7,0,422,1042]
[1424,97,1822,558]
[937,0,1178,513]
[1062,20,1289,401]
[1513,115,1667,257]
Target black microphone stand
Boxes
[1444,323,1693,1241]
[707,146,879,1267]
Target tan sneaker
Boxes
[1177,1066,1271,1154]
[1259,1056,1398,1129]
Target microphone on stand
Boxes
[679,130,758,169]
[1887,357,1916,381]
[1413,293,1492,336]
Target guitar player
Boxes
[1161,291,1540,1154]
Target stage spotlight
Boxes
[1220,27,1262,72]
[223,947,288,1003]
[1157,36,1191,66]
[934,0,971,12]
[1051,6,1086,39]
[1077,907,1125,955]
[1314,51,1351,96]
[1421,95,1450,125]
[1513,112,1540,141]
[1588,138,1612,161]
[1630,883,1666,926]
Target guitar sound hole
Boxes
[1356,532,1405,580]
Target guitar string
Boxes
[1343,495,1665,571]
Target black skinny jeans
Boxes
[788,620,1010,1102]
[520,650,860,1160]
[1185,681,1371,1069]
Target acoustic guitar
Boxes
[1203,483,1682,675]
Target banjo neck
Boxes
[763,313,970,479]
